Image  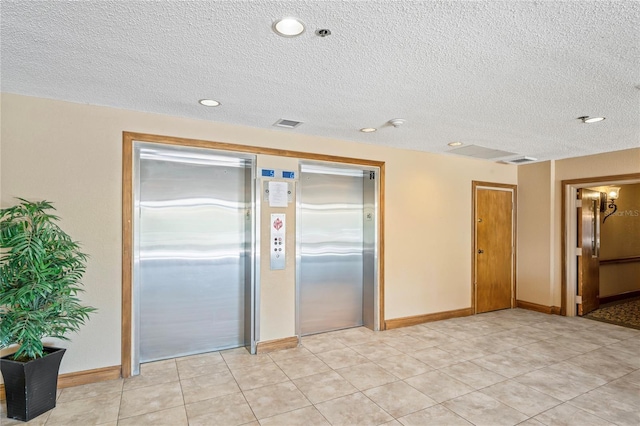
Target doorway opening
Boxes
[563,174,640,317]
[297,162,380,336]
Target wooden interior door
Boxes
[577,188,600,315]
[476,188,513,313]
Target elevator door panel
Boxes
[138,148,250,362]
[300,171,364,335]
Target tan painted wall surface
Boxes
[256,155,299,341]
[516,150,640,311]
[517,161,553,305]
[598,183,640,297]
[1,93,516,378]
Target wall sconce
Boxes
[602,186,621,223]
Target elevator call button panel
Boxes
[270,213,286,270]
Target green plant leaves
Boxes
[0,199,97,360]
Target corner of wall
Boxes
[516,161,554,307]
[548,160,558,306]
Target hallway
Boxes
[2,309,639,425]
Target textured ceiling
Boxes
[2,1,639,161]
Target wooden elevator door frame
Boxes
[472,181,517,314]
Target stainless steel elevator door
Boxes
[299,169,365,335]
[137,145,252,362]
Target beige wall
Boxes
[517,161,553,305]
[256,155,299,342]
[516,149,640,309]
[0,93,517,378]
[598,183,640,297]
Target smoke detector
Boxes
[388,118,406,128]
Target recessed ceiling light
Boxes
[360,128,377,133]
[199,99,220,107]
[273,17,305,37]
[448,141,463,147]
[578,116,605,123]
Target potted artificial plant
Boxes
[0,199,96,422]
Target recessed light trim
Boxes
[578,116,605,123]
[448,141,463,147]
[360,128,377,133]
[315,29,331,37]
[199,99,220,107]
[273,17,305,37]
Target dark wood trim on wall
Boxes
[516,300,561,315]
[256,336,299,353]
[122,134,133,378]
[0,365,120,401]
[560,173,640,317]
[378,163,386,331]
[122,132,386,376]
[123,131,386,167]
[599,255,640,265]
[471,181,518,314]
[384,308,473,330]
[599,290,640,305]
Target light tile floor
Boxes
[3,309,640,425]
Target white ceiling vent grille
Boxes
[502,156,538,164]
[274,119,303,129]
[447,144,517,160]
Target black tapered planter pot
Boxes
[1,347,65,422]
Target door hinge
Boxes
[575,247,582,256]
[369,171,376,180]
[575,295,582,304]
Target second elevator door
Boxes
[299,167,371,335]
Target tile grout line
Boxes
[3,309,638,425]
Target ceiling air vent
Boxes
[502,156,538,165]
[274,119,303,129]
[447,144,516,160]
